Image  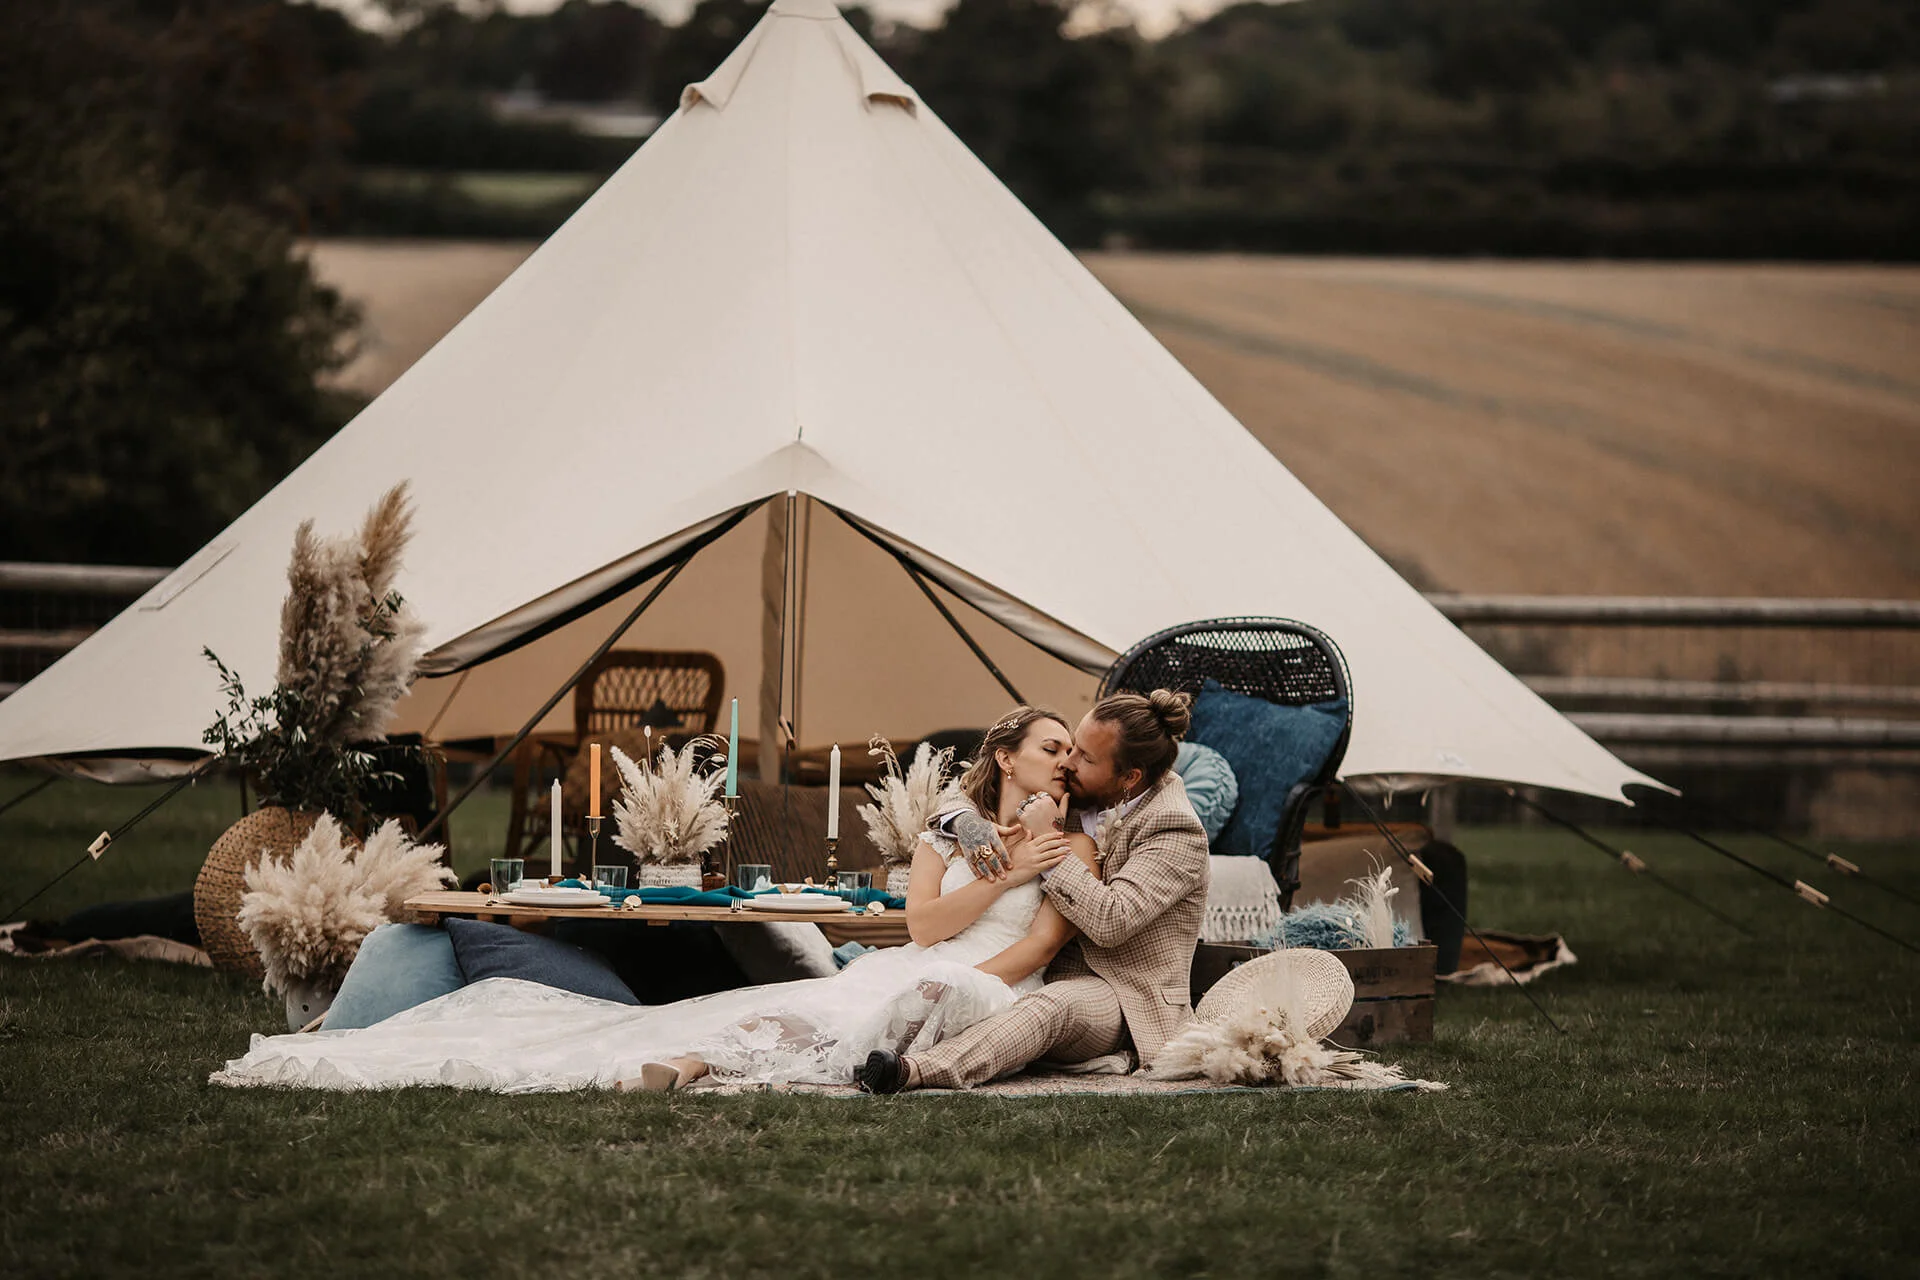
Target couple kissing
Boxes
[858,690,1209,1092]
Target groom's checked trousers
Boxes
[910,977,1126,1089]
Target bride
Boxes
[211,705,1093,1092]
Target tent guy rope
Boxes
[1,767,207,923]
[1657,823,1920,957]
[1664,795,1920,912]
[0,774,55,822]
[1340,785,1568,1035]
[1507,791,1754,936]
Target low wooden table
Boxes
[403,891,911,949]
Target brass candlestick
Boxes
[825,836,839,886]
[585,815,603,886]
[713,793,740,882]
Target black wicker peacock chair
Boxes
[1097,617,1352,908]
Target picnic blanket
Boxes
[694,1072,1443,1099]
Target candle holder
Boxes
[825,835,839,884]
[716,793,739,880]
[584,815,603,886]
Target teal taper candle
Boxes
[725,697,739,797]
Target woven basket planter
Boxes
[194,807,330,977]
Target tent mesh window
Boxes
[1098,618,1352,906]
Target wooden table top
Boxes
[403,890,895,929]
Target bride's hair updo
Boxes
[1089,689,1191,789]
[958,705,1068,816]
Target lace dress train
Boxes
[212,834,1042,1091]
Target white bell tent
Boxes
[0,0,1661,804]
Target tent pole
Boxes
[793,496,812,749]
[758,498,789,785]
[416,544,710,845]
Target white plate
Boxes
[742,894,851,913]
[503,888,611,908]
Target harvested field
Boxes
[310,242,1920,602]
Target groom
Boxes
[856,691,1210,1092]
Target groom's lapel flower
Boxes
[1093,803,1129,873]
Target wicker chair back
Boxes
[1097,618,1352,906]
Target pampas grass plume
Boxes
[858,737,964,866]
[239,816,384,996]
[609,741,730,865]
[1347,862,1399,951]
[238,813,455,995]
[272,481,427,746]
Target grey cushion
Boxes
[443,918,640,1005]
[325,923,467,1030]
[717,921,838,984]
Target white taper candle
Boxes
[550,779,563,879]
[826,744,840,839]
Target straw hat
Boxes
[1195,947,1354,1042]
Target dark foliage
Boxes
[200,648,397,824]
[0,1,362,567]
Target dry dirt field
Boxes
[310,241,1920,602]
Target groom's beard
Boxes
[1066,775,1123,810]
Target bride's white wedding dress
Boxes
[211,833,1041,1091]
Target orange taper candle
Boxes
[589,742,601,817]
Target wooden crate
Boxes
[1191,942,1436,1047]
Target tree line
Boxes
[1,0,1915,564]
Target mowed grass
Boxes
[2,774,1916,1278]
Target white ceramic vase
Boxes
[638,863,703,889]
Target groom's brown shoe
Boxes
[856,1050,910,1094]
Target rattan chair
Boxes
[574,650,726,743]
[504,650,728,862]
[1098,617,1352,907]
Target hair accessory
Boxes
[987,711,1028,737]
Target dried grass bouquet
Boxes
[608,738,730,866]
[238,815,453,1001]
[202,482,429,824]
[858,736,965,867]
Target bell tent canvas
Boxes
[0,0,1661,806]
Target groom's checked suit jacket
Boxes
[1044,771,1210,1065]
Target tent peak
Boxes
[681,0,918,115]
[769,0,844,17]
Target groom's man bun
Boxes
[1090,688,1192,788]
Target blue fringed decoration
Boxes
[1250,903,1415,951]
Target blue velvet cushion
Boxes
[1173,741,1240,842]
[325,923,467,1030]
[1189,679,1347,858]
[443,917,640,1005]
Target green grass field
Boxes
[2,774,1915,1278]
